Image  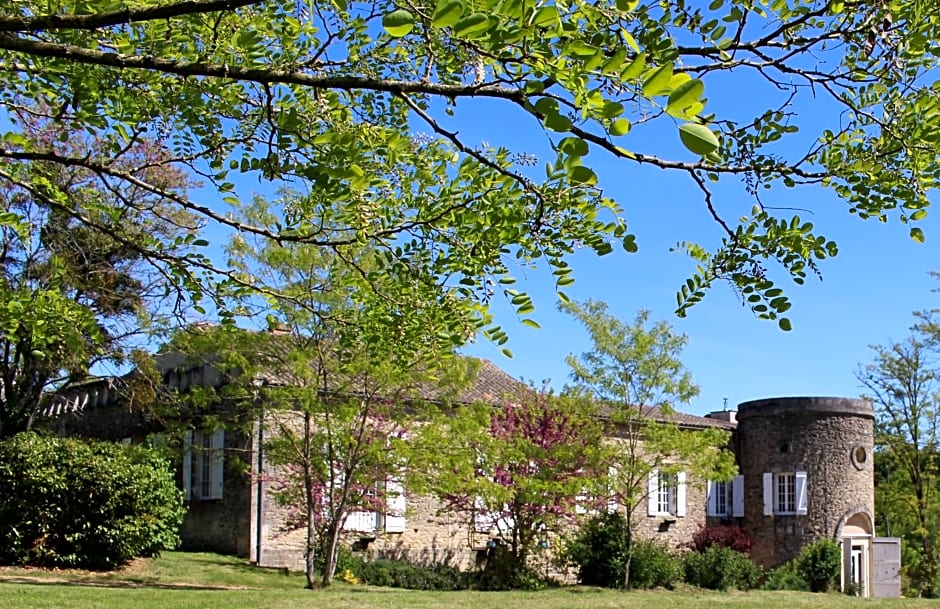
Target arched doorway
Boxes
[839,511,873,596]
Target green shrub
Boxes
[796,539,841,592]
[0,432,185,570]
[358,559,465,590]
[629,540,681,589]
[761,560,809,591]
[564,512,679,589]
[564,511,629,588]
[682,546,761,590]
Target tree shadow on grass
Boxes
[0,576,258,591]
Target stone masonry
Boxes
[735,397,875,568]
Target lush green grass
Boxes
[0,552,937,609]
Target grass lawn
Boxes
[0,552,936,609]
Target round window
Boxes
[850,445,868,470]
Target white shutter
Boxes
[384,478,407,533]
[209,429,225,500]
[473,496,493,532]
[182,430,193,501]
[675,472,687,517]
[607,466,618,513]
[344,510,377,532]
[795,471,808,515]
[706,481,717,516]
[647,470,659,516]
[732,475,744,517]
[763,472,773,515]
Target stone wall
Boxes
[180,429,252,557]
[250,412,715,572]
[736,397,875,568]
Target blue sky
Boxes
[442,87,939,417]
[188,67,939,418]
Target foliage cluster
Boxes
[794,539,842,593]
[356,558,467,591]
[859,315,940,597]
[320,548,555,591]
[760,560,810,592]
[0,432,184,569]
[688,525,752,554]
[564,512,680,589]
[682,546,761,591]
[411,388,605,583]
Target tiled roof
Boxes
[43,328,733,431]
[596,403,737,431]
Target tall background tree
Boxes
[858,327,940,596]
[0,102,198,436]
[0,0,938,344]
[562,300,736,588]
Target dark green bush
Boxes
[629,540,680,589]
[564,512,679,589]
[682,546,761,590]
[358,558,465,590]
[796,539,841,592]
[761,560,809,591]
[0,432,185,570]
[564,511,630,588]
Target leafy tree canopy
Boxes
[0,0,937,345]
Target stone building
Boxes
[46,355,900,596]
[731,397,899,597]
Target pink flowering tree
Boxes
[412,389,605,580]
[262,384,411,588]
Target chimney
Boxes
[705,410,737,424]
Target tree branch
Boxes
[0,0,265,33]
[0,33,526,102]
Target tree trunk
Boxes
[321,522,341,587]
[302,412,318,589]
[623,510,633,589]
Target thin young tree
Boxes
[562,299,736,588]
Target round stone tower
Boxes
[736,397,875,568]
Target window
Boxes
[709,481,728,516]
[762,471,807,515]
[776,473,796,513]
[656,471,672,514]
[183,429,224,501]
[647,469,686,517]
[707,475,745,517]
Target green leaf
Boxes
[521,318,541,329]
[666,78,705,118]
[778,318,792,331]
[431,0,464,28]
[678,123,720,156]
[558,137,589,157]
[642,64,673,97]
[911,209,928,221]
[911,227,926,243]
[621,53,647,81]
[622,234,638,253]
[609,118,631,136]
[382,9,415,37]
[569,166,597,185]
[453,13,490,38]
[532,5,558,27]
[544,112,573,132]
